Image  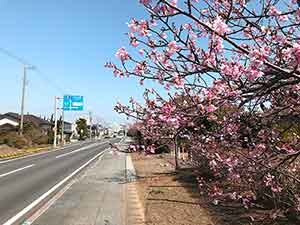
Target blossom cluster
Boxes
[107,0,300,222]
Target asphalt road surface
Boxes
[0,138,120,224]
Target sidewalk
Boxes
[31,146,144,225]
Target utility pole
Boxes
[19,65,34,136]
[53,96,59,148]
[61,108,65,145]
[89,111,92,140]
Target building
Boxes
[0,113,19,132]
[61,121,75,141]
[0,112,52,134]
[91,124,108,139]
[24,114,52,134]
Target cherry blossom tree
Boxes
[106,0,300,222]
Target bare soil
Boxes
[131,153,300,225]
[0,144,20,154]
[131,152,217,225]
[0,144,51,160]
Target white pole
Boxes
[89,111,92,140]
[53,97,58,148]
[20,65,35,136]
[61,109,65,145]
[19,65,27,136]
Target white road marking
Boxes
[0,164,35,179]
[55,141,108,159]
[24,153,107,224]
[25,179,78,224]
[0,139,111,165]
[3,149,109,225]
[0,142,84,165]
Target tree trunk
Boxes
[174,136,179,170]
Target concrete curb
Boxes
[125,154,145,225]
[126,155,137,182]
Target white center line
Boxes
[55,141,109,159]
[0,164,35,179]
[0,142,84,165]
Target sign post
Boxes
[61,109,65,145]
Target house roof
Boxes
[24,114,52,127]
[0,112,52,127]
[0,113,20,123]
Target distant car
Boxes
[70,139,79,143]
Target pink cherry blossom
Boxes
[116,47,130,61]
[166,41,181,56]
[134,62,146,76]
[220,61,244,80]
[269,6,281,16]
[139,48,145,55]
[107,1,300,220]
[246,68,264,81]
[138,20,149,36]
[172,75,184,87]
[212,16,230,35]
[206,104,217,113]
[128,19,139,33]
[183,23,192,30]
[146,144,156,154]
[139,0,151,5]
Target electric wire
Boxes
[0,47,68,94]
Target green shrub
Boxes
[2,133,28,149]
[33,135,50,145]
[155,144,170,154]
[0,135,5,145]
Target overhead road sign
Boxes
[63,95,84,111]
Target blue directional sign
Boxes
[63,95,84,111]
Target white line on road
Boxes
[0,140,109,165]
[3,149,109,225]
[55,141,108,159]
[0,164,35,179]
[25,153,107,224]
[0,142,84,165]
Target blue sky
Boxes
[0,0,149,124]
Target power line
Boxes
[0,47,31,66]
[33,67,68,94]
[0,46,69,94]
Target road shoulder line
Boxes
[3,148,109,225]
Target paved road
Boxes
[0,138,120,224]
[34,151,127,225]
